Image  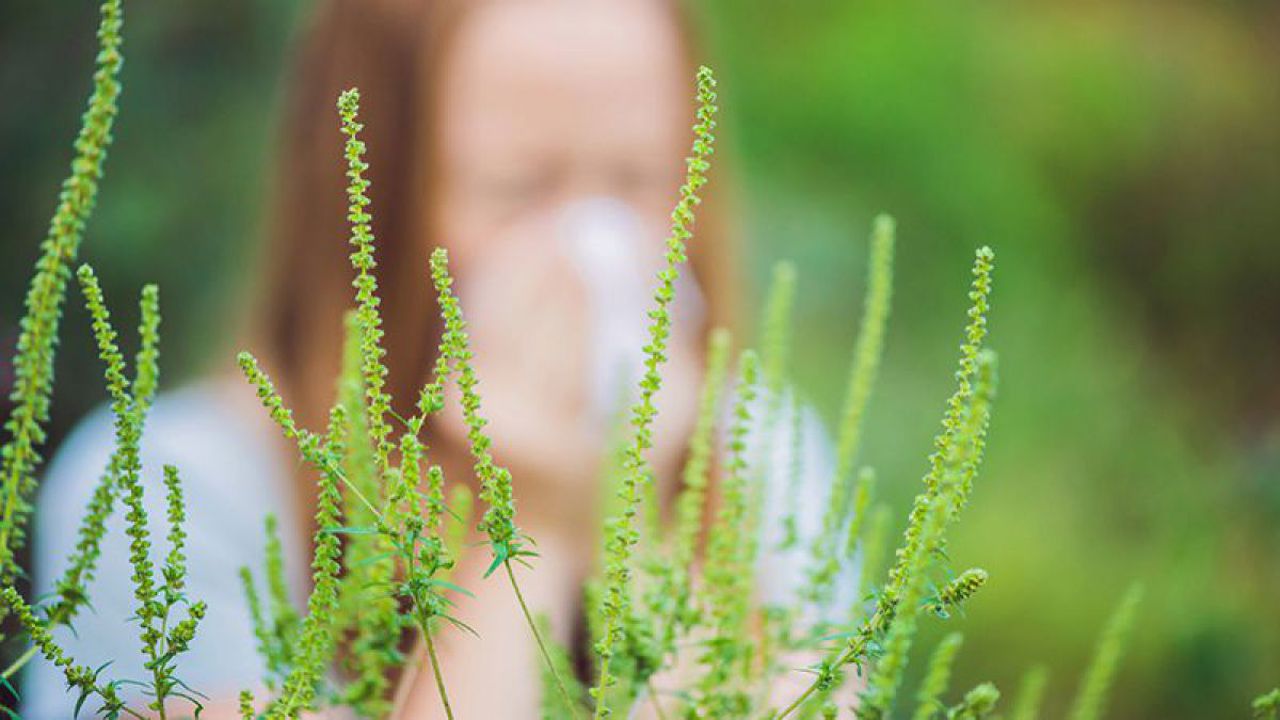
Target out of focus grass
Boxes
[2,1,1277,716]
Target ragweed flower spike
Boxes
[760,261,797,422]
[429,247,572,718]
[932,568,989,619]
[807,214,894,604]
[0,0,125,586]
[77,267,161,659]
[269,406,347,718]
[45,282,158,628]
[0,587,129,718]
[132,284,162,409]
[1066,583,1144,720]
[912,633,964,720]
[946,682,1001,720]
[1010,666,1049,720]
[331,310,400,714]
[693,350,760,718]
[427,248,520,563]
[238,515,300,692]
[590,63,717,720]
[668,327,732,631]
[74,267,207,716]
[858,350,998,718]
[1253,688,1280,720]
[888,246,995,602]
[337,88,394,474]
[834,215,896,488]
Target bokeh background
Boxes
[2,0,1277,716]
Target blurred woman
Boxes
[26,0,842,717]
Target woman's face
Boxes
[427,0,703,508]
[433,0,689,260]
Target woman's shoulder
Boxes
[37,376,301,563]
[43,377,284,495]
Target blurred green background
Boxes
[2,0,1277,717]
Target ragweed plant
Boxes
[1,268,206,720]
[233,88,585,720]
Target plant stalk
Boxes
[505,559,581,720]
[422,624,455,720]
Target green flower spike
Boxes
[946,682,1001,720]
[807,215,894,605]
[1010,666,1049,720]
[1066,583,1144,720]
[912,633,964,720]
[932,568,989,619]
[0,0,125,584]
[591,64,718,720]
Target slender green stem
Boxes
[0,644,37,680]
[505,560,581,720]
[422,625,455,720]
[774,682,819,720]
[774,610,882,720]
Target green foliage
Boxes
[1254,688,1280,720]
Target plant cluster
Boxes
[1,3,1275,719]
